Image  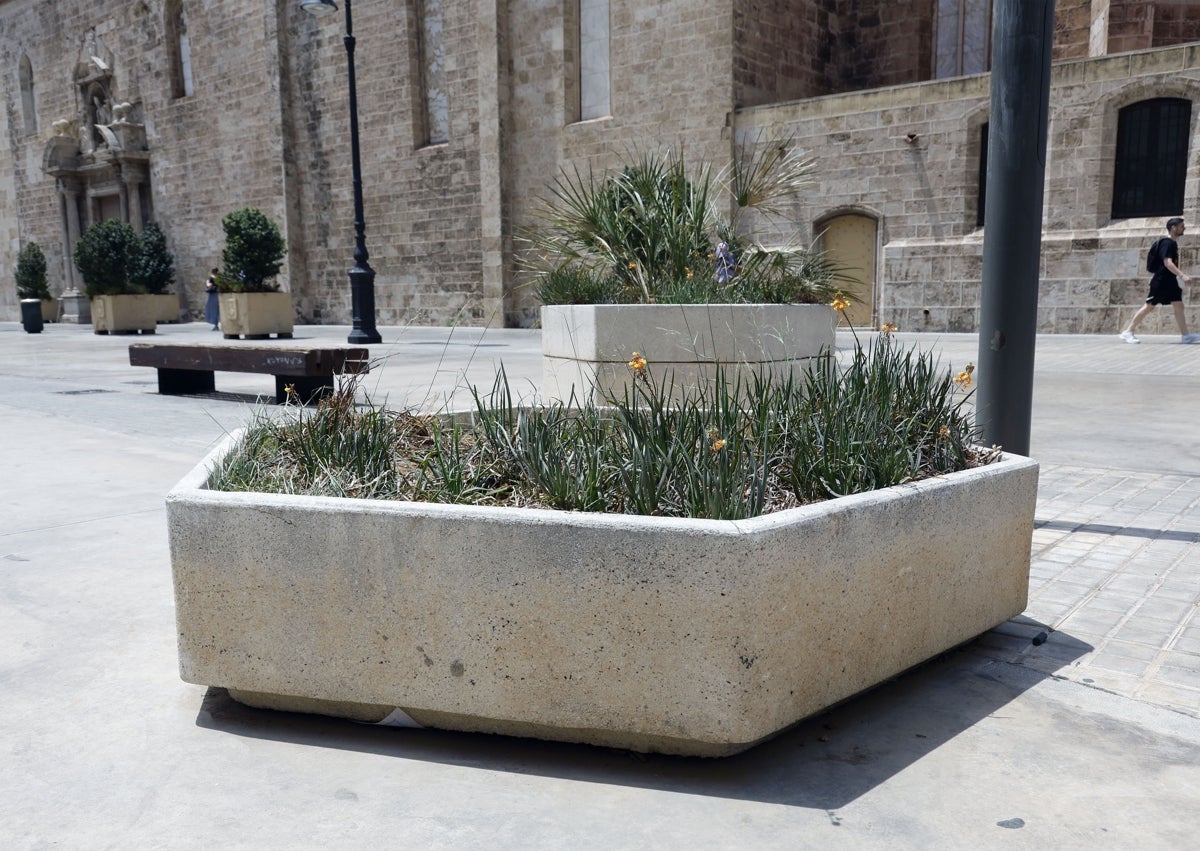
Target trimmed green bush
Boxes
[15,242,51,300]
[130,222,175,295]
[74,220,142,296]
[219,207,287,292]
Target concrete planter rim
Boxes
[172,429,1031,533]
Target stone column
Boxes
[57,179,91,324]
[125,175,144,232]
[117,171,130,225]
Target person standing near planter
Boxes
[1120,218,1196,344]
[204,269,220,331]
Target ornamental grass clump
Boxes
[209,335,995,520]
[523,136,847,306]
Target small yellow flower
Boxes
[283,383,296,397]
[939,425,951,438]
[707,253,714,259]
[881,322,898,334]
[628,352,647,372]
[685,267,693,279]
[710,438,727,452]
[831,294,851,313]
[628,261,638,270]
[953,369,973,388]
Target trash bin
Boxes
[20,299,45,333]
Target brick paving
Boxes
[1010,466,1200,716]
[866,331,1200,720]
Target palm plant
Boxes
[523,137,842,306]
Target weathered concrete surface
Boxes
[168,444,1036,756]
[541,303,835,403]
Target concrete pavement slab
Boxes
[2,321,1199,848]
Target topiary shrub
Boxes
[74,220,142,297]
[15,241,51,300]
[219,207,287,293]
[130,222,175,295]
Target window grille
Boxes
[1112,98,1192,219]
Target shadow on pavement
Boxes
[1035,518,1200,544]
[195,630,1092,809]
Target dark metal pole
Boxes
[342,0,381,344]
[976,0,1055,456]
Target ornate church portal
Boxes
[41,31,152,323]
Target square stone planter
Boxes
[541,303,836,405]
[91,294,159,334]
[150,293,182,324]
[167,436,1038,757]
[218,292,294,340]
[40,297,58,323]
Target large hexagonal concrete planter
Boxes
[167,436,1037,757]
[541,304,835,405]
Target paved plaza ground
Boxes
[2,320,1199,849]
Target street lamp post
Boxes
[300,0,382,344]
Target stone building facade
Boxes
[0,1,1197,333]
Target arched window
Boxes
[1112,98,1192,219]
[19,54,37,135]
[166,0,194,99]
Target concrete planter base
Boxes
[541,304,836,405]
[218,292,294,339]
[91,294,158,334]
[168,437,1038,757]
[150,293,182,323]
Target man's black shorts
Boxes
[1147,277,1183,305]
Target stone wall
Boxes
[835,0,933,91]
[0,1,290,321]
[283,0,489,327]
[1,1,1197,333]
[503,0,734,326]
[1053,0,1095,61]
[734,0,837,107]
[736,44,1200,335]
[1110,0,1200,54]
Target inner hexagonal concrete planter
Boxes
[167,436,1037,757]
[541,304,835,405]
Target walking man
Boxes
[1120,217,1196,344]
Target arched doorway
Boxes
[817,213,878,328]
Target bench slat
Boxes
[129,344,369,377]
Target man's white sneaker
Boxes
[1119,330,1139,344]
[1182,333,1200,344]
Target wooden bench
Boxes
[129,343,370,404]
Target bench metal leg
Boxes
[275,375,335,405]
[158,368,216,395]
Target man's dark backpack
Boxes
[1147,238,1166,274]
